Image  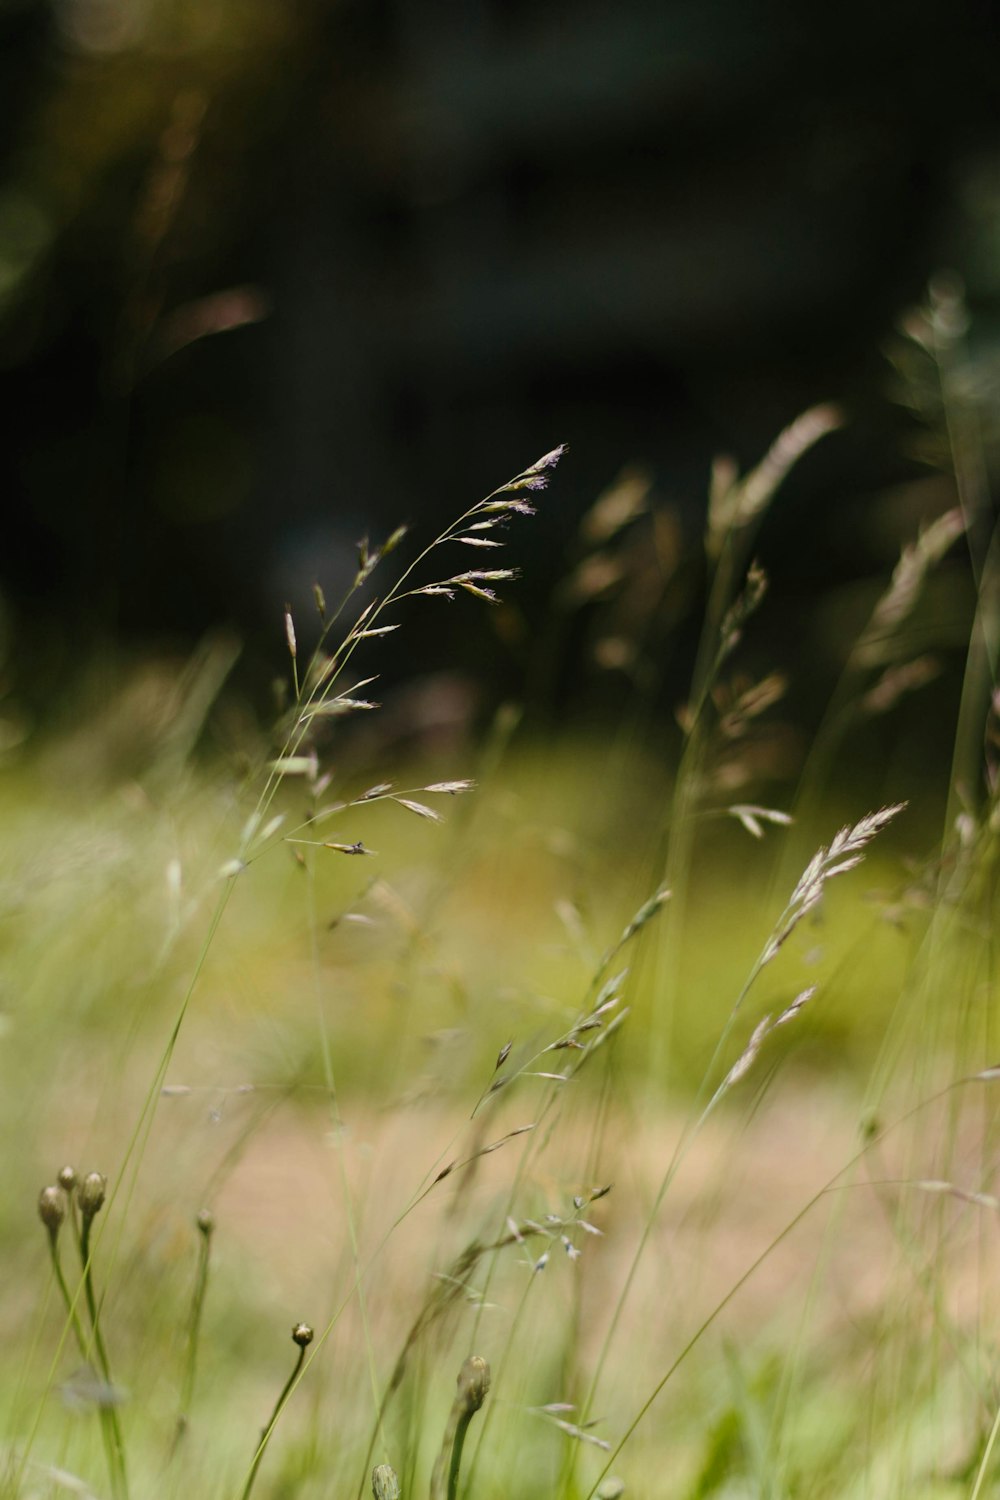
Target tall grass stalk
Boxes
[13,397,1000,1500]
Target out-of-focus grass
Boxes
[2,732,992,1500]
[0,726,925,1401]
[5,377,998,1497]
[0,728,917,1163]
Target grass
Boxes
[3,285,1000,1499]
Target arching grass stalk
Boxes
[43,448,563,1500]
[430,1357,490,1500]
[580,804,905,1430]
[239,1323,314,1500]
[250,444,566,847]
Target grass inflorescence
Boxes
[5,309,1000,1500]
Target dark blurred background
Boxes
[2,0,1000,744]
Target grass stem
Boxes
[239,1324,313,1500]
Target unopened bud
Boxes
[57,1166,77,1193]
[38,1186,65,1235]
[78,1172,107,1219]
[371,1463,400,1500]
[456,1354,490,1414]
[292,1322,313,1348]
[196,1208,215,1238]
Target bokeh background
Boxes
[2,0,1000,759]
[4,12,1000,1494]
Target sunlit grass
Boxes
[3,358,999,1500]
[0,726,976,1498]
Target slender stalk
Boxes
[172,1208,215,1453]
[970,1397,1000,1500]
[239,1324,313,1500]
[304,864,384,1456]
[76,1183,128,1500]
[38,1185,125,1500]
[582,1062,998,1498]
[43,1238,89,1363]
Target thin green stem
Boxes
[172,1216,214,1453]
[239,1342,308,1500]
[584,1072,989,1498]
[305,863,385,1456]
[970,1390,1000,1500]
[47,1227,123,1500]
[78,1216,128,1500]
[46,1236,89,1364]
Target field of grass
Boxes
[3,302,1000,1500]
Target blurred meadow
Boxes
[3,4,1000,1500]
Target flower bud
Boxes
[292,1323,313,1348]
[78,1172,107,1219]
[57,1166,77,1193]
[196,1208,215,1238]
[456,1354,490,1414]
[371,1464,400,1500]
[38,1186,65,1235]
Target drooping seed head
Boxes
[292,1323,313,1348]
[78,1172,107,1219]
[38,1186,65,1235]
[371,1463,400,1500]
[57,1166,77,1193]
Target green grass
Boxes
[3,319,1000,1500]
